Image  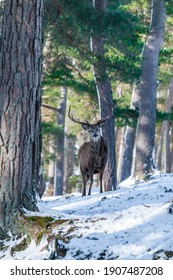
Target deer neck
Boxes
[90,137,102,153]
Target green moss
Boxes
[1,215,73,259]
[36,230,46,244]
[27,216,69,229]
[11,236,31,253]
[27,216,54,228]
[25,216,70,246]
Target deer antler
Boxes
[97,114,112,124]
[68,105,89,126]
[97,102,113,124]
[97,114,112,125]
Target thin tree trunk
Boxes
[120,84,140,181]
[54,86,67,195]
[0,0,43,235]
[117,127,126,182]
[47,138,55,196]
[156,122,165,171]
[90,0,117,191]
[64,136,76,193]
[164,79,173,172]
[133,0,166,179]
[165,122,171,172]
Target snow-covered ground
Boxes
[1,173,173,260]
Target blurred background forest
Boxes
[41,0,173,196]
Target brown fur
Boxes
[79,136,108,196]
[68,105,110,196]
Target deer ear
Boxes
[97,122,105,128]
[81,123,89,130]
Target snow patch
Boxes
[1,173,173,260]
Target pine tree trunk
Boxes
[64,136,76,193]
[47,138,55,196]
[133,0,166,179]
[0,1,4,44]
[90,0,117,191]
[165,122,171,173]
[54,86,67,195]
[164,79,173,173]
[0,0,43,235]
[156,123,165,171]
[117,127,126,182]
[120,84,140,181]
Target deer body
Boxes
[68,106,110,196]
[79,136,108,196]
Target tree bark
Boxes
[54,86,67,195]
[47,138,55,196]
[117,127,126,182]
[164,79,173,173]
[133,0,166,179]
[64,135,76,193]
[90,0,117,191]
[156,122,165,171]
[156,82,173,172]
[0,0,43,235]
[120,84,140,181]
[0,1,4,45]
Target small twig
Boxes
[42,104,58,112]
[143,204,151,208]
[143,199,173,208]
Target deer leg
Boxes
[81,170,87,196]
[99,169,104,193]
[88,172,93,195]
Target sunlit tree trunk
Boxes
[64,136,76,193]
[156,122,165,171]
[156,82,173,172]
[120,84,140,181]
[54,86,67,195]
[46,138,55,196]
[117,127,126,182]
[0,0,43,236]
[90,0,117,191]
[133,0,166,179]
[164,79,173,173]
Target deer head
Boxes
[68,105,111,142]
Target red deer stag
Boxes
[68,105,111,196]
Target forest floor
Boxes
[1,173,173,260]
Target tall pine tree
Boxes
[0,0,43,236]
[133,0,166,178]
